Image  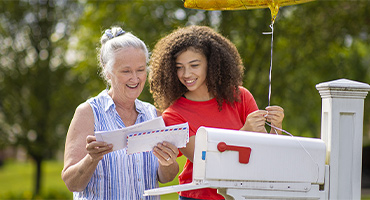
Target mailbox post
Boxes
[316,79,370,200]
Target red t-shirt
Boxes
[162,86,259,199]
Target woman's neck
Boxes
[108,89,138,127]
[184,91,214,102]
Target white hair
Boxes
[98,26,149,85]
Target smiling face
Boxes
[108,47,147,101]
[175,48,210,101]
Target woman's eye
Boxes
[191,64,199,68]
[176,66,183,70]
[122,71,130,73]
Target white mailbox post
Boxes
[144,79,369,200]
[316,79,370,200]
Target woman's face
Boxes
[108,47,147,101]
[175,48,208,96]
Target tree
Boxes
[0,0,83,196]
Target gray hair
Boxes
[98,26,149,84]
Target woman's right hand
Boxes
[86,135,113,161]
[240,110,268,133]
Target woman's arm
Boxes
[153,141,180,183]
[61,103,113,192]
[178,135,195,163]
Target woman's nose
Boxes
[130,71,139,82]
[183,67,191,77]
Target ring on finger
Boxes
[166,157,170,161]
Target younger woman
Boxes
[149,25,284,200]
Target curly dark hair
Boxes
[149,25,244,112]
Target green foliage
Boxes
[0,0,84,195]
[209,1,370,138]
[272,1,370,138]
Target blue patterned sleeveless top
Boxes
[73,90,160,200]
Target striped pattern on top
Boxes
[73,90,160,200]
[128,126,187,137]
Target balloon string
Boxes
[262,23,274,107]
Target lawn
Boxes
[3,157,369,200]
[0,156,186,200]
[0,160,71,199]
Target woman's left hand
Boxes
[153,141,179,166]
[154,141,180,183]
[265,106,284,134]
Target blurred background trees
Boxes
[0,0,83,196]
[0,0,369,197]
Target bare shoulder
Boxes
[67,102,94,141]
[74,102,94,119]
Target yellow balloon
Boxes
[183,0,314,23]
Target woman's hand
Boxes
[153,141,179,166]
[265,106,284,134]
[154,141,180,183]
[86,135,113,162]
[241,110,268,133]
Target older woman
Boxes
[62,27,179,200]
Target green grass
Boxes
[0,160,71,199]
[0,156,187,199]
[8,156,370,200]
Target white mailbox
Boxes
[193,127,325,184]
[145,127,328,199]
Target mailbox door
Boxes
[196,127,326,184]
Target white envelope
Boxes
[126,122,189,154]
[95,116,166,151]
